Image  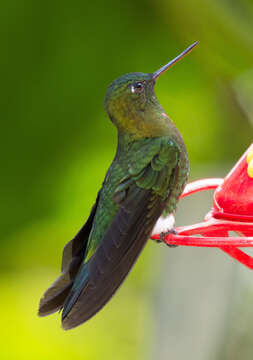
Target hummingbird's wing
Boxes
[38,191,101,316]
[61,138,180,329]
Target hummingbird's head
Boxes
[104,42,198,138]
[104,72,156,136]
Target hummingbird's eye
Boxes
[131,82,144,94]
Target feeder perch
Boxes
[151,144,253,270]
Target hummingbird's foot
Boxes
[160,229,178,248]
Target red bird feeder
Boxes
[151,144,253,270]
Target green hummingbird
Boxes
[38,42,198,329]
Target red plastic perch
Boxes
[151,144,253,270]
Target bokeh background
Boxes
[1,0,253,359]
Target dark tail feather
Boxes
[61,264,89,320]
[38,273,73,316]
[38,191,101,318]
[38,256,85,316]
[38,255,87,316]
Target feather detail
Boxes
[62,184,166,329]
[38,191,101,317]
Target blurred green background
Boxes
[1,0,253,359]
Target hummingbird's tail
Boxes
[38,272,73,316]
[38,193,101,317]
[38,235,87,316]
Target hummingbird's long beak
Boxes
[152,41,198,80]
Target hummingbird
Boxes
[38,42,198,329]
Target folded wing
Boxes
[62,137,179,329]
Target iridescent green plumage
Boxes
[38,43,197,329]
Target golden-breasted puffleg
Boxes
[39,42,198,329]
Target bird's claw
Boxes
[160,229,178,248]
